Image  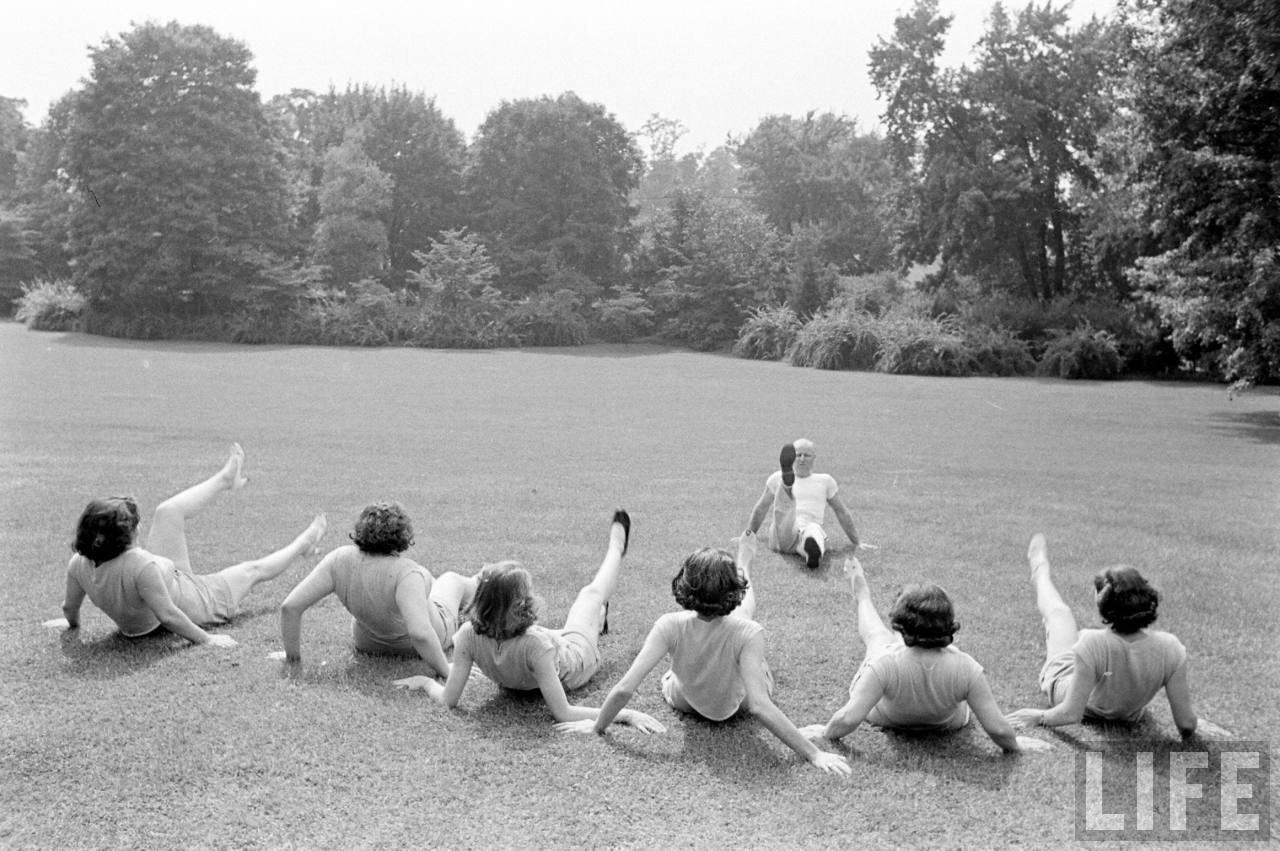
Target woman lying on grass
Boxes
[47,443,327,647]
[797,559,1046,754]
[393,510,663,732]
[1005,534,1198,738]
[273,502,478,678]
[557,532,851,776]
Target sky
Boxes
[3,0,1119,156]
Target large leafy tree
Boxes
[870,0,1120,299]
[310,130,393,284]
[65,21,289,315]
[273,85,466,283]
[734,112,895,274]
[645,187,786,348]
[1123,0,1280,386]
[465,92,643,294]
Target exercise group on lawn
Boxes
[48,441,1200,777]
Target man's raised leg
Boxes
[146,443,248,572]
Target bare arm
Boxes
[1008,653,1095,730]
[278,553,338,661]
[135,562,215,645]
[817,671,884,741]
[740,635,850,775]
[827,493,860,549]
[1164,662,1197,738]
[61,571,87,629]
[966,674,1020,752]
[584,624,671,732]
[395,572,451,679]
[746,485,773,534]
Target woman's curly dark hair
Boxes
[350,502,414,555]
[1094,566,1159,633]
[467,561,539,641]
[671,548,749,618]
[73,496,140,565]
[889,584,960,648]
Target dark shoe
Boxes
[612,509,631,555]
[601,601,609,635]
[803,537,822,569]
[779,443,796,488]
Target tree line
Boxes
[1,0,1276,387]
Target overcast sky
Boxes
[4,0,1118,155]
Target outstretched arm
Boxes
[1007,654,1094,730]
[1164,662,1197,738]
[534,653,662,732]
[559,624,670,734]
[740,636,850,776]
[966,674,1021,752]
[746,486,773,535]
[278,553,338,661]
[60,572,87,629]
[395,573,451,679]
[804,670,883,742]
[135,562,225,646]
[827,493,860,549]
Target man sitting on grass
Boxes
[745,438,860,569]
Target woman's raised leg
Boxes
[146,443,248,571]
[1028,533,1078,660]
[216,514,327,607]
[562,510,628,637]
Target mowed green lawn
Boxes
[1,321,1276,849]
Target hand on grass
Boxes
[1015,736,1053,753]
[554,719,599,735]
[1005,709,1043,731]
[810,751,852,777]
[42,617,72,630]
[204,634,237,648]
[623,711,666,734]
[798,723,830,741]
[1195,718,1233,739]
[392,675,435,691]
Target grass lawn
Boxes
[1,321,1276,849]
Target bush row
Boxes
[13,276,1173,381]
[14,279,655,349]
[735,302,1135,379]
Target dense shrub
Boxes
[733,304,802,360]
[963,326,1037,376]
[788,307,880,370]
[830,272,907,317]
[590,288,654,342]
[873,311,976,376]
[1037,325,1123,379]
[15,280,87,331]
[505,290,589,346]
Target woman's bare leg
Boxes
[730,531,760,621]
[562,513,628,636]
[217,515,327,607]
[845,558,893,647]
[146,443,247,572]
[1028,533,1078,660]
[430,571,479,620]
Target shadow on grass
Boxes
[56,628,189,678]
[847,727,1022,791]
[1206,409,1280,446]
